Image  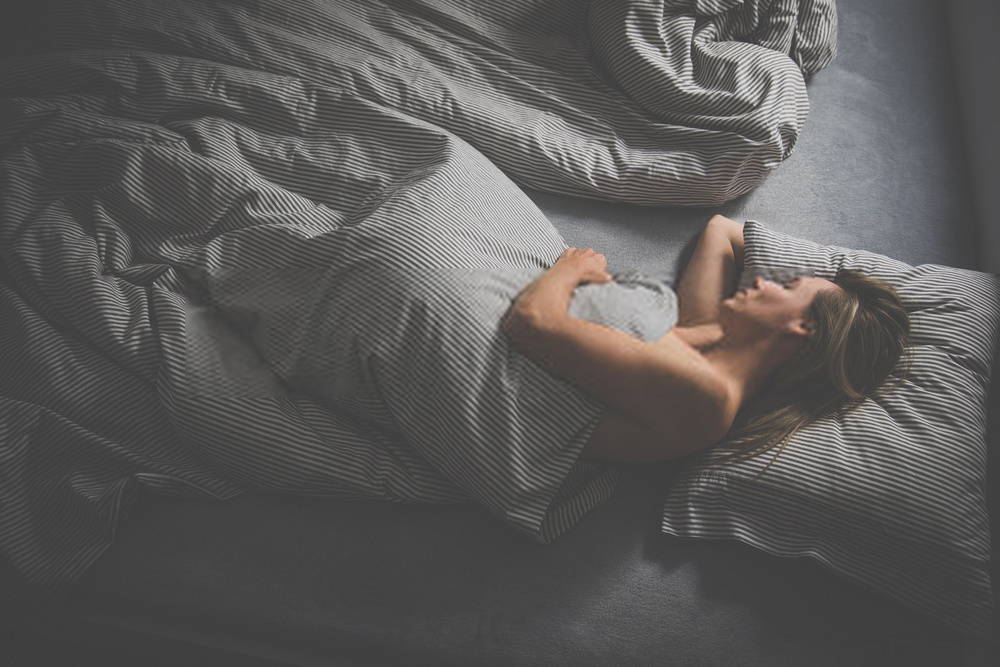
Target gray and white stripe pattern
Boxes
[661,220,1000,639]
[0,5,676,585]
[10,0,836,205]
[1,0,831,585]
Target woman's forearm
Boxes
[505,247,611,332]
[502,247,613,395]
[675,215,745,326]
[506,265,579,330]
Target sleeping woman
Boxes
[502,215,910,466]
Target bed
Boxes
[1,0,996,664]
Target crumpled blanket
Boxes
[0,0,833,585]
[8,0,835,204]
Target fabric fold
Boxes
[6,0,836,205]
[1,40,678,584]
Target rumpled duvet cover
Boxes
[0,0,836,584]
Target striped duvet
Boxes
[0,0,835,583]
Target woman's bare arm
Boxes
[579,408,687,463]
[501,249,734,460]
[675,215,745,326]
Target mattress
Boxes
[2,0,995,664]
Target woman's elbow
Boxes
[648,378,734,456]
[701,377,738,445]
[501,303,543,345]
[588,384,733,464]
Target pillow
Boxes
[660,220,999,638]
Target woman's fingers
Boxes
[587,270,613,283]
[562,247,605,262]
[557,247,610,282]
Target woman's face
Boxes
[721,274,841,336]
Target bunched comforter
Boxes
[0,0,836,584]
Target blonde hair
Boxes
[714,269,910,475]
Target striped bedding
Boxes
[660,221,999,637]
[0,0,835,584]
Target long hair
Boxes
[713,269,911,475]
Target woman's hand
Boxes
[552,247,613,284]
[502,247,612,343]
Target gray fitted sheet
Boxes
[12,0,995,664]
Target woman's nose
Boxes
[754,275,765,289]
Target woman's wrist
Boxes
[502,293,567,352]
[516,267,577,317]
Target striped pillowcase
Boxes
[661,220,999,638]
